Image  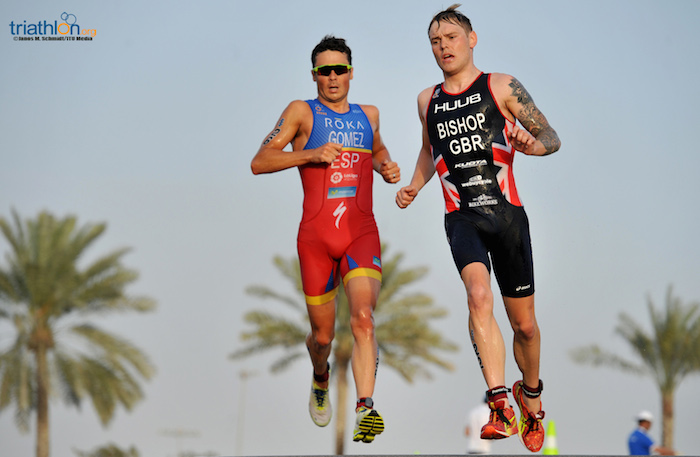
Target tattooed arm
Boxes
[251,100,342,174]
[494,74,561,156]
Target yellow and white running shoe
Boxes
[308,372,332,427]
[353,400,384,443]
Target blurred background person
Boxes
[465,395,491,454]
[628,410,675,455]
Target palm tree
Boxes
[230,245,458,454]
[0,210,156,457]
[570,285,700,449]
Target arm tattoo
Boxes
[262,118,285,145]
[509,78,541,135]
[509,78,561,155]
[535,128,561,155]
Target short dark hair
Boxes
[311,35,352,67]
[428,3,473,35]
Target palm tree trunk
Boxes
[661,390,674,449]
[334,358,350,455]
[35,345,50,457]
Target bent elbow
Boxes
[542,131,561,156]
[250,159,263,175]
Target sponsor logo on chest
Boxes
[433,92,482,114]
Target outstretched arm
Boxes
[501,76,561,156]
[251,100,342,174]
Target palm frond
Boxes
[245,285,305,312]
[0,340,35,431]
[229,311,307,361]
[569,345,646,375]
[270,352,306,373]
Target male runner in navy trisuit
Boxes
[396,4,560,453]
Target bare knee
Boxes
[512,317,539,342]
[350,308,375,340]
[309,327,334,347]
[467,283,493,317]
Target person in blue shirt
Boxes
[628,411,675,455]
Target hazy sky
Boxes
[2,1,700,456]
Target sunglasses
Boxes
[313,64,352,76]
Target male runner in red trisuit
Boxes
[396,5,561,453]
[251,35,399,443]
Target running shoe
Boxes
[353,406,385,443]
[512,380,546,452]
[308,376,332,427]
[480,400,517,439]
